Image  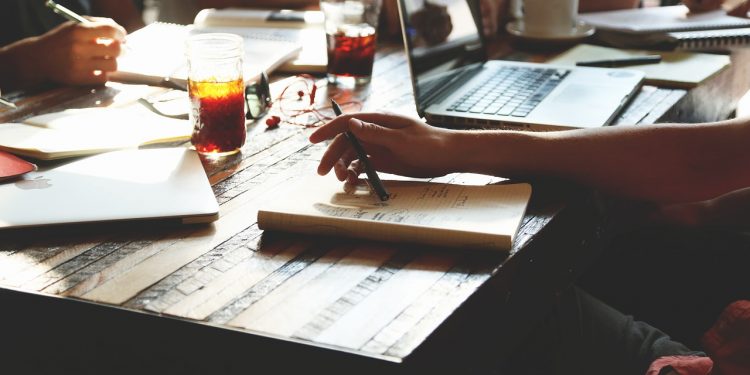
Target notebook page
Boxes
[258,176,532,251]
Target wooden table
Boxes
[1,43,749,373]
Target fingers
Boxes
[319,133,351,176]
[72,21,126,42]
[73,39,122,60]
[728,0,750,17]
[309,112,417,143]
[347,118,397,147]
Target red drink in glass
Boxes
[189,78,246,155]
[326,24,377,84]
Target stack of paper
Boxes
[193,8,327,74]
[548,44,730,88]
[111,22,302,87]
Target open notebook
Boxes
[193,8,327,73]
[0,106,192,160]
[258,175,532,251]
[111,22,302,87]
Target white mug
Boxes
[516,0,579,37]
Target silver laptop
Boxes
[397,0,644,131]
[0,148,219,229]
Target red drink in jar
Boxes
[326,24,377,84]
[189,78,246,155]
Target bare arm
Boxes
[310,114,750,204]
[462,119,750,203]
[0,20,125,90]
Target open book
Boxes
[258,176,532,251]
[193,8,327,73]
[0,106,192,160]
[111,22,302,87]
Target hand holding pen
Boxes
[330,100,390,201]
[26,1,126,86]
[310,111,459,185]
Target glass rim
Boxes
[186,33,244,59]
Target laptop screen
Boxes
[398,0,486,114]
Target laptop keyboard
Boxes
[447,66,569,118]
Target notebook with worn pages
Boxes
[258,175,532,251]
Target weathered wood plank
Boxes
[311,252,457,349]
[161,241,308,319]
[0,240,103,287]
[228,245,396,336]
[124,225,268,310]
[205,241,334,324]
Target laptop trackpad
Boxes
[534,84,621,127]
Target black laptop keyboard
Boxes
[447,66,569,118]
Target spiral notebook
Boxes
[111,22,301,87]
[669,27,750,49]
[579,5,750,34]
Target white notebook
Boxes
[0,106,192,160]
[193,8,327,73]
[579,5,750,34]
[111,22,302,87]
[258,176,532,251]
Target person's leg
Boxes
[579,227,750,349]
[501,286,701,375]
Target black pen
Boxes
[576,55,662,68]
[45,0,90,23]
[331,100,390,202]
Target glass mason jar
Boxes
[186,33,246,156]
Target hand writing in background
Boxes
[1,17,126,89]
[682,0,750,16]
[36,18,126,86]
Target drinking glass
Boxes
[321,0,382,86]
[186,33,246,156]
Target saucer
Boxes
[506,21,595,42]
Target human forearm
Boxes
[456,120,750,203]
[0,38,45,91]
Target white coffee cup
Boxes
[517,0,579,37]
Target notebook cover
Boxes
[0,150,36,181]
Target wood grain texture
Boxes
[1,42,747,370]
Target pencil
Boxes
[331,100,390,201]
[576,55,662,68]
[45,0,90,23]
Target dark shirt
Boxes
[0,0,91,47]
